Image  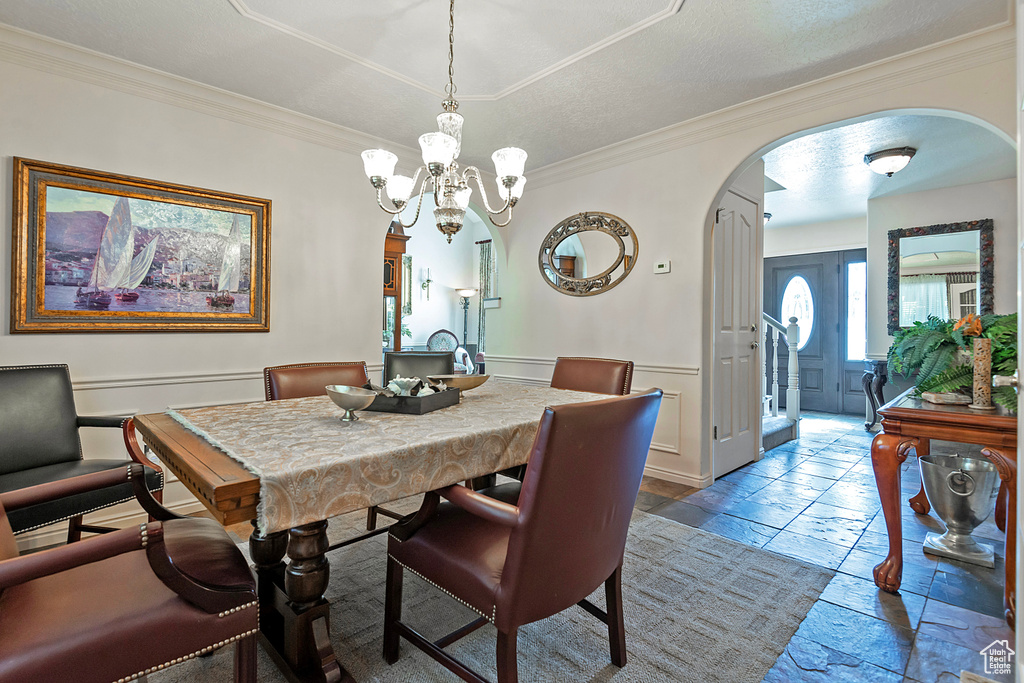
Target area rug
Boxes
[153,508,832,682]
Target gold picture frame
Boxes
[11,157,271,333]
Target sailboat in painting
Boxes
[75,197,158,309]
[207,215,241,309]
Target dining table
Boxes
[131,381,605,683]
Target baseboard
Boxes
[15,498,207,552]
[643,464,712,489]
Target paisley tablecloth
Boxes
[168,382,603,533]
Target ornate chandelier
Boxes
[360,0,527,243]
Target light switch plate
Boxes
[654,260,671,274]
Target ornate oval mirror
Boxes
[538,212,638,296]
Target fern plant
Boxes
[888,313,1017,413]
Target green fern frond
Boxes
[917,364,973,394]
[916,345,956,385]
[993,386,1017,414]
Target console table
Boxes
[870,389,1017,627]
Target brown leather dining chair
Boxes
[264,361,370,401]
[0,364,164,543]
[384,389,663,683]
[489,356,635,488]
[0,459,257,683]
[550,356,634,395]
[263,361,401,532]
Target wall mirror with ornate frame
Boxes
[538,212,638,297]
[887,218,993,334]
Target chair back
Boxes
[426,329,459,352]
[550,357,634,396]
[0,365,81,476]
[383,352,454,384]
[498,389,662,629]
[264,362,369,401]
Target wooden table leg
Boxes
[253,520,351,682]
[908,438,931,515]
[996,482,1009,533]
[871,433,916,593]
[981,447,1016,629]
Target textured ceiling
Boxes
[763,114,1016,228]
[0,0,1010,171]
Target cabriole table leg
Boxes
[907,438,931,515]
[871,433,916,593]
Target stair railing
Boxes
[762,313,801,430]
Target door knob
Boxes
[750,341,759,349]
[993,370,1018,393]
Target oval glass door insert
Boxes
[781,275,813,351]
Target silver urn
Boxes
[919,454,1001,567]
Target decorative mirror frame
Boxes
[538,211,638,297]
[886,218,993,334]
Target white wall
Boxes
[0,24,1015,531]
[487,26,1015,487]
[866,178,1017,357]
[764,217,867,257]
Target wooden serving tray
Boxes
[364,387,461,414]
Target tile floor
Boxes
[637,411,1013,683]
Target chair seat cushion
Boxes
[0,529,256,683]
[388,485,515,621]
[0,460,163,535]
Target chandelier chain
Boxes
[446,0,456,97]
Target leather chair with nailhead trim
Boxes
[0,459,257,683]
[0,364,164,543]
[384,389,663,683]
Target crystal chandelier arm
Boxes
[463,167,512,216]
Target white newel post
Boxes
[786,316,800,436]
[771,327,780,417]
[761,326,768,416]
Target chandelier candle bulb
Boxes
[359,0,527,242]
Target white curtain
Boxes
[899,275,948,326]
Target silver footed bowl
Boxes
[427,374,490,391]
[325,385,377,422]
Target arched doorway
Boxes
[705,108,1016,480]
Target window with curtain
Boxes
[476,241,496,354]
[899,274,948,326]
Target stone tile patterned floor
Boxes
[638,411,1014,683]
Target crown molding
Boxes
[0,22,417,159]
[227,0,684,102]
[527,23,1015,188]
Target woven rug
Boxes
[153,508,832,682]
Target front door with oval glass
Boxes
[764,248,867,414]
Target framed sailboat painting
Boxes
[11,158,271,333]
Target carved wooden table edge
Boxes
[869,390,1017,628]
[133,412,352,683]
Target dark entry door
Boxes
[764,248,867,414]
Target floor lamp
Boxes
[457,288,477,348]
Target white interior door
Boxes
[713,188,762,478]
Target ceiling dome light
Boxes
[763,212,772,225]
[864,147,917,177]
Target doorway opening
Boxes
[707,108,1016,480]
